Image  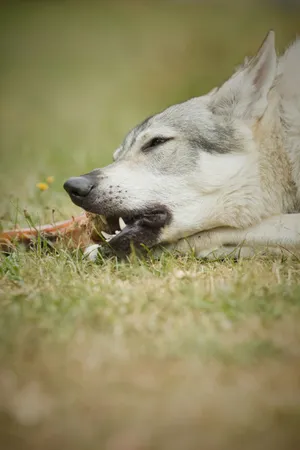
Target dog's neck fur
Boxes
[253,90,299,217]
[278,39,300,207]
[253,39,300,217]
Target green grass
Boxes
[1,1,300,449]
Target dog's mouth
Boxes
[104,209,168,235]
[91,207,171,255]
[63,176,171,254]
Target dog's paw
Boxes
[197,247,225,260]
[83,244,101,261]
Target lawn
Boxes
[0,1,300,449]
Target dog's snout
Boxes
[63,176,94,197]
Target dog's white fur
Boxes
[85,31,300,260]
[170,31,300,258]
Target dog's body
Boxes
[64,31,300,259]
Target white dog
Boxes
[64,31,300,259]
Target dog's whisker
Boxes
[119,217,126,230]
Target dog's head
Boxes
[64,31,278,254]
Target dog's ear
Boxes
[210,31,277,119]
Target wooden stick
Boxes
[0,214,91,251]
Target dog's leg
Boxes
[196,245,288,260]
[170,214,300,258]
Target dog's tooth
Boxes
[115,230,120,235]
[119,217,126,230]
[101,231,114,240]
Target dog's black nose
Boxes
[63,176,93,197]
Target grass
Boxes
[1,1,300,449]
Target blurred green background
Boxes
[0,0,299,227]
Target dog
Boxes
[64,31,300,260]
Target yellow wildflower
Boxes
[46,176,54,184]
[36,182,49,191]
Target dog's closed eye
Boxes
[142,137,174,152]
